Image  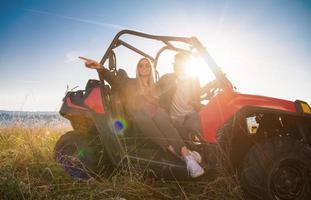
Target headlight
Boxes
[296,100,311,114]
[301,102,311,114]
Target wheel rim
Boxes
[56,144,90,179]
[189,131,202,145]
[270,160,306,200]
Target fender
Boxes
[199,90,297,143]
[84,87,105,114]
[60,86,106,117]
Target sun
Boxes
[184,56,215,86]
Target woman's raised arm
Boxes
[79,56,121,88]
[79,56,102,70]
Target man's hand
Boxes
[79,56,102,70]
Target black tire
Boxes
[54,130,108,180]
[240,137,311,200]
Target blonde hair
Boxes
[136,57,155,93]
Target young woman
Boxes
[79,56,204,178]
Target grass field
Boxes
[0,125,244,200]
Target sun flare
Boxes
[184,56,215,86]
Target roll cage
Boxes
[99,29,233,89]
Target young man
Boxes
[155,52,202,139]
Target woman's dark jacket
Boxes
[97,68,141,114]
[97,68,201,115]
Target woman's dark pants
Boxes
[132,110,185,153]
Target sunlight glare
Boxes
[184,56,215,86]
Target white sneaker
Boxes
[184,155,204,178]
[190,151,202,163]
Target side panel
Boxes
[59,94,88,117]
[65,97,88,110]
[59,85,107,121]
[199,91,297,143]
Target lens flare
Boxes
[114,116,128,132]
[76,148,86,159]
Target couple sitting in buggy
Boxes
[79,52,205,178]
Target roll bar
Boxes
[100,29,233,90]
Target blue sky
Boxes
[0,0,310,111]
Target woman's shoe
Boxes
[184,155,204,178]
[190,151,202,163]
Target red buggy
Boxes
[55,30,311,200]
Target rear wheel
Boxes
[240,137,311,200]
[54,130,109,180]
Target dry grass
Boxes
[0,125,243,200]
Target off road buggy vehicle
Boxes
[55,30,311,200]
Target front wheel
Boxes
[54,131,109,180]
[240,137,311,200]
